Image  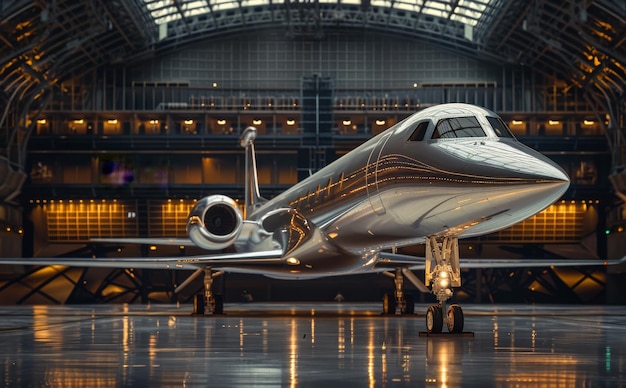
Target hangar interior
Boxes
[0,0,624,305]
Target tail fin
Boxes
[240,127,266,218]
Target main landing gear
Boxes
[424,236,464,334]
[382,268,415,315]
[179,267,224,315]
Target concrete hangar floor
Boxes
[0,303,624,387]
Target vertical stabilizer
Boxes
[240,127,266,218]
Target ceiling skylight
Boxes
[141,0,495,27]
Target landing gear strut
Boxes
[424,236,464,334]
[382,268,414,315]
[192,267,224,315]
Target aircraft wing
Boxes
[0,249,285,270]
[90,237,194,246]
[376,252,626,270]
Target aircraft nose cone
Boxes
[528,156,570,184]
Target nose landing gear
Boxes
[424,236,465,334]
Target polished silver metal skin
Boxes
[0,103,578,277]
[234,103,570,278]
[7,103,618,321]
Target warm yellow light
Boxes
[342,120,351,126]
[149,119,159,125]
[184,119,193,125]
[548,120,560,125]
[286,257,300,265]
[217,119,226,125]
[593,56,601,66]
[375,119,386,126]
[37,119,47,124]
[107,119,118,124]
[512,120,523,125]
[74,119,84,124]
[212,82,218,88]
[252,119,262,125]
[286,119,296,126]
[149,245,157,251]
[583,120,594,126]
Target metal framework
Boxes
[1,0,625,205]
[0,0,624,304]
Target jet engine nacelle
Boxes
[187,195,243,250]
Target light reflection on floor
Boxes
[0,303,624,387]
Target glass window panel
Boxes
[433,116,485,139]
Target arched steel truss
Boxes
[1,0,625,203]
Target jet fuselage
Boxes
[244,104,569,277]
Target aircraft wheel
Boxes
[214,294,224,315]
[404,294,415,314]
[382,293,396,315]
[447,304,464,333]
[426,305,443,334]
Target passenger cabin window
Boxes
[407,121,429,142]
[432,116,485,139]
[487,117,515,138]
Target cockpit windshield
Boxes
[432,116,485,139]
[487,116,516,138]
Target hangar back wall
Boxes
[5,27,623,305]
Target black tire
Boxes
[382,293,396,315]
[214,294,224,315]
[193,294,205,315]
[404,294,415,315]
[426,305,443,333]
[447,304,464,333]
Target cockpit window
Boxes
[487,116,515,138]
[432,116,485,139]
[407,121,429,142]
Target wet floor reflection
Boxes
[0,304,625,386]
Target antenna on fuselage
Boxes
[240,126,266,218]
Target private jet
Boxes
[2,103,623,334]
